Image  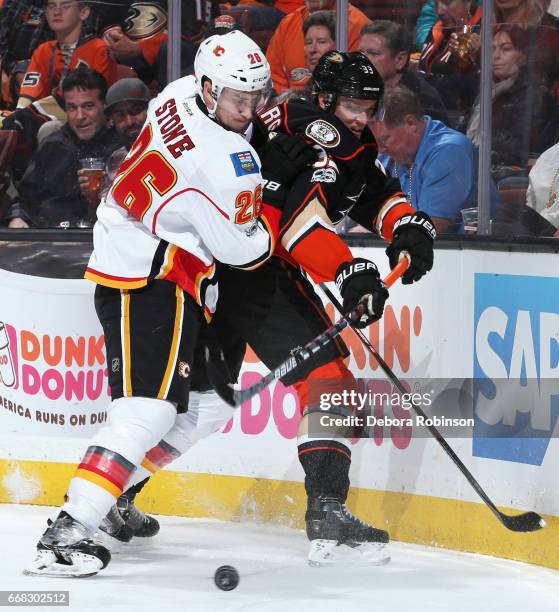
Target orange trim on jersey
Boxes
[290,226,352,283]
[293,358,355,412]
[122,290,132,397]
[379,201,416,242]
[157,285,183,400]
[84,268,148,289]
[333,144,365,161]
[141,457,159,474]
[74,468,121,498]
[282,101,293,135]
[193,264,216,307]
[259,203,281,250]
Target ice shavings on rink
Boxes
[2,504,558,612]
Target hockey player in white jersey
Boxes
[24,30,316,578]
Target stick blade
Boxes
[204,348,237,407]
[500,511,546,532]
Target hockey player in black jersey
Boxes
[105,51,436,567]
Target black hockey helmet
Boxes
[311,50,384,111]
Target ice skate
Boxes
[116,493,160,537]
[94,505,134,552]
[24,511,111,578]
[306,496,390,567]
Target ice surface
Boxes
[1,504,557,612]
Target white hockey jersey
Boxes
[85,76,278,318]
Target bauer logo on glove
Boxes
[335,258,389,329]
[393,213,437,240]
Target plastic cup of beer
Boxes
[454,24,474,67]
[79,157,105,196]
[461,207,478,234]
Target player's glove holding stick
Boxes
[386,211,436,285]
[336,258,389,329]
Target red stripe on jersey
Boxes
[145,445,177,470]
[152,187,229,233]
[78,453,133,490]
[84,268,146,283]
[290,226,352,283]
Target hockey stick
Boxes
[318,283,545,534]
[206,258,410,410]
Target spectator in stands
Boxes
[525,141,559,236]
[296,10,337,90]
[224,0,286,32]
[419,0,482,127]
[17,0,117,108]
[8,67,125,228]
[465,24,556,182]
[371,85,492,233]
[104,77,149,143]
[415,0,439,50]
[157,1,222,88]
[494,0,559,91]
[77,77,151,203]
[266,0,370,93]
[415,0,481,50]
[102,0,168,84]
[359,20,449,124]
[0,0,52,108]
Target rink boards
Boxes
[0,247,558,569]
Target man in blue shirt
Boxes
[372,84,493,233]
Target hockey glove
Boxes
[258,132,317,185]
[386,211,436,285]
[261,172,287,211]
[336,258,389,329]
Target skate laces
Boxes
[117,497,147,529]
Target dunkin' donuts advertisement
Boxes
[0,270,108,437]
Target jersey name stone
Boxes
[155,98,195,159]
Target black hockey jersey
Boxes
[256,99,412,282]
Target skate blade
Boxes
[308,539,391,567]
[92,529,129,554]
[23,549,103,578]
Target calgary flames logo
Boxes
[213,45,225,57]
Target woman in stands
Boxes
[465,24,556,183]
[494,0,559,91]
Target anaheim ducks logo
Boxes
[213,45,225,57]
[290,67,311,82]
[305,119,340,148]
[124,2,167,41]
[328,52,344,63]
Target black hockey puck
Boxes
[214,565,239,591]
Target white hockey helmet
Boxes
[194,30,271,113]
